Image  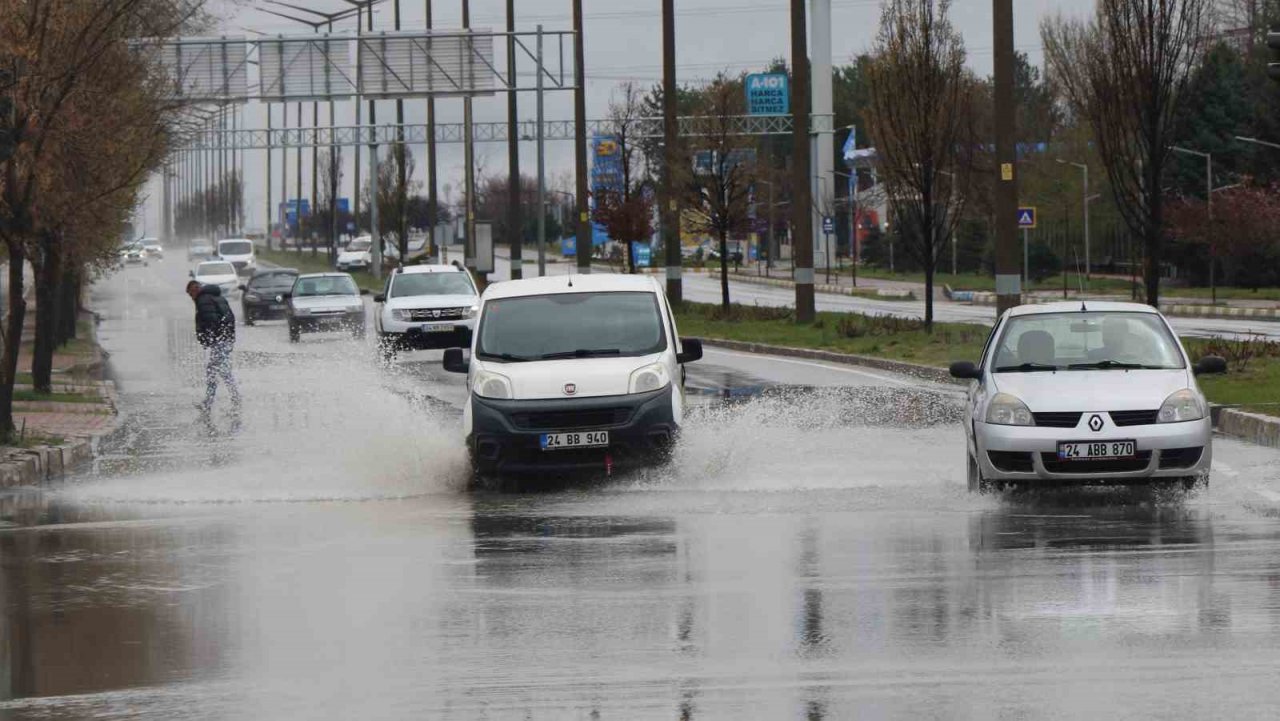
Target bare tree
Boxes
[363,147,421,259]
[1043,0,1211,307]
[683,77,758,310]
[865,0,976,331]
[317,145,345,261]
[591,82,655,274]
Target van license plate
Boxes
[541,431,609,451]
[1058,441,1136,460]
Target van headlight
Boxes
[1158,389,1206,423]
[463,305,479,319]
[473,370,513,400]
[986,393,1033,426]
[629,363,670,394]
[391,309,409,321]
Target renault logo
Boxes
[1088,414,1104,432]
[563,383,577,396]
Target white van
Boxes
[217,238,257,275]
[442,274,703,477]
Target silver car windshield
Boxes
[293,276,359,297]
[197,262,235,276]
[390,273,475,299]
[992,312,1185,372]
[477,291,666,361]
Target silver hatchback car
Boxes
[949,302,1226,492]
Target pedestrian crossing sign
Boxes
[1017,207,1037,229]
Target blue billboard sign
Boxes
[278,199,311,235]
[746,73,789,115]
[632,242,652,268]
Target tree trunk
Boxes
[923,259,935,333]
[0,245,28,441]
[719,231,730,310]
[31,236,62,394]
[1144,192,1162,308]
[626,241,636,274]
[57,266,79,345]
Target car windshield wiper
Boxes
[994,362,1059,372]
[539,348,623,360]
[1068,359,1160,370]
[476,352,533,363]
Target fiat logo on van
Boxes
[563,383,577,396]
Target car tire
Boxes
[967,452,998,494]
[288,322,301,343]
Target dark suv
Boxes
[239,268,298,325]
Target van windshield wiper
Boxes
[994,362,1059,372]
[476,352,533,363]
[539,348,622,360]
[1068,360,1161,370]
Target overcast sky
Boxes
[141,0,1083,238]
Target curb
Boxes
[0,310,121,489]
[1216,408,1280,447]
[957,291,1280,322]
[699,338,962,386]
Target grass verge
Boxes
[13,390,105,404]
[674,302,989,368]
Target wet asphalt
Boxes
[3,261,1280,720]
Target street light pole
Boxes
[1056,159,1090,286]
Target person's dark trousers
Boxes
[202,341,241,412]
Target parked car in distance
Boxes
[336,236,372,272]
[239,268,299,326]
[383,234,429,264]
[949,301,1227,493]
[441,274,704,480]
[138,237,164,259]
[191,261,240,297]
[374,264,478,359]
[188,240,214,261]
[217,238,257,275]
[286,272,368,343]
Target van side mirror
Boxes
[950,361,982,380]
[1194,355,1227,375]
[443,348,469,374]
[373,293,386,303]
[677,337,703,364]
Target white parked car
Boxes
[217,238,257,275]
[441,274,703,479]
[949,302,1226,493]
[191,261,240,297]
[138,237,164,259]
[286,272,368,343]
[336,236,372,271]
[374,264,478,359]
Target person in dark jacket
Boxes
[186,280,241,413]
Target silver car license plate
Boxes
[540,431,609,451]
[1058,440,1136,460]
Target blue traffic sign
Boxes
[1017,207,1037,228]
[746,73,789,116]
[822,216,835,234]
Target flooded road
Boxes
[4,262,1280,719]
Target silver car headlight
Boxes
[628,363,670,394]
[473,370,513,400]
[1158,389,1206,423]
[392,309,410,322]
[986,393,1034,426]
[463,304,479,319]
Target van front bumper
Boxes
[468,388,676,475]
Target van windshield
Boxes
[390,272,475,298]
[477,291,666,361]
[219,241,252,255]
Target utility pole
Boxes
[536,25,547,276]
[573,0,591,275]
[295,101,303,248]
[426,0,439,260]
[506,0,522,279]
[661,0,681,301]
[791,0,815,323]
[266,102,273,250]
[394,0,408,265]
[368,0,382,280]
[993,0,1020,315]
[463,0,478,286]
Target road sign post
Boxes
[1017,207,1037,289]
[822,216,834,283]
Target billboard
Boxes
[745,73,789,115]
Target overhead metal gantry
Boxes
[173,114,832,150]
